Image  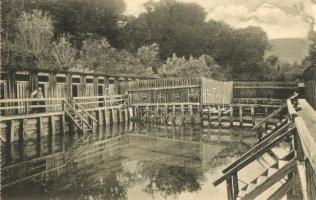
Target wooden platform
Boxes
[296,99,316,141]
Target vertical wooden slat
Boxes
[226,176,234,200]
[49,116,55,154]
[37,117,43,157]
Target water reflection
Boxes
[3,122,251,200]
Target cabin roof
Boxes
[1,67,157,79]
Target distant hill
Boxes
[265,38,310,64]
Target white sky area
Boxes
[124,0,316,39]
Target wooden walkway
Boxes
[296,99,316,140]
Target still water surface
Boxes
[3,123,252,200]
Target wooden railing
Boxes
[0,98,64,116]
[63,100,92,130]
[250,103,287,132]
[0,95,128,116]
[73,95,127,109]
[287,99,316,199]
[213,126,295,185]
[72,100,98,123]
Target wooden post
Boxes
[230,106,234,127]
[49,116,55,154]
[124,77,129,95]
[264,107,269,130]
[37,117,43,157]
[146,106,149,122]
[232,173,239,199]
[103,109,107,125]
[61,114,66,134]
[110,109,114,124]
[293,132,304,161]
[251,106,255,127]
[114,77,120,94]
[189,104,193,116]
[125,109,128,122]
[98,110,102,125]
[6,120,14,163]
[239,106,243,127]
[19,119,27,160]
[9,120,15,144]
[218,107,222,128]
[226,176,234,200]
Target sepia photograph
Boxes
[1,0,316,199]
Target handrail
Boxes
[250,103,287,132]
[222,122,293,174]
[213,127,295,186]
[73,95,126,100]
[72,100,98,123]
[63,100,91,127]
[0,98,65,103]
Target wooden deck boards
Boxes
[297,99,316,141]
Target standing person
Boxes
[31,87,45,112]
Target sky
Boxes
[124,0,316,39]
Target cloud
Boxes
[207,3,309,38]
[123,0,310,38]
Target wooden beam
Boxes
[239,106,243,127]
[296,162,308,200]
[0,112,64,121]
[226,176,234,200]
[267,178,294,200]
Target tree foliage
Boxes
[2,10,54,68]
[1,0,305,80]
[161,54,212,77]
[302,30,316,80]
[49,36,78,70]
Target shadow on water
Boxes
[2,122,253,200]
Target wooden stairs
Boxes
[237,151,296,200]
[213,101,301,200]
[63,99,97,133]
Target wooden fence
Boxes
[128,78,297,105]
[305,80,316,109]
[233,81,297,103]
[128,77,202,105]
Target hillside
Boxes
[265,38,310,63]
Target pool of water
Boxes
[3,123,253,200]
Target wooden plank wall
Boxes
[201,78,233,104]
[128,77,202,105]
[233,81,297,100]
[0,70,139,103]
[129,77,202,90]
[305,80,316,109]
